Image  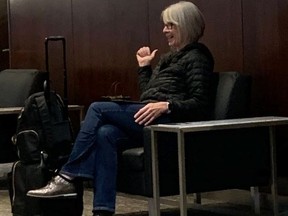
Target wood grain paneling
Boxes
[8,0,75,102]
[195,0,243,72]
[0,0,9,70]
[242,0,288,176]
[7,0,288,178]
[7,0,288,118]
[72,0,148,107]
[8,0,243,107]
[243,0,288,116]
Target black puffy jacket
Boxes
[138,42,214,122]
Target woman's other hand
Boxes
[136,47,158,67]
[134,102,169,126]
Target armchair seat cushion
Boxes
[121,147,144,171]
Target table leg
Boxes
[269,126,279,216]
[178,131,187,216]
[79,108,84,123]
[250,186,260,214]
[151,130,160,216]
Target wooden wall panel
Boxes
[8,0,242,107]
[243,0,288,117]
[8,0,75,102]
[8,0,288,115]
[0,0,9,70]
[72,0,149,107]
[148,0,243,72]
[242,0,288,176]
[6,0,288,178]
[195,0,243,72]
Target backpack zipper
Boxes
[12,129,39,145]
[11,160,20,205]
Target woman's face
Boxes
[163,23,185,51]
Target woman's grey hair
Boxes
[161,1,205,43]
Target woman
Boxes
[27,1,214,216]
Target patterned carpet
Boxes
[2,166,288,215]
[87,190,278,216]
[1,188,288,216]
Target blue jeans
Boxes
[60,101,171,212]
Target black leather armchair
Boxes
[0,69,46,163]
[117,72,270,213]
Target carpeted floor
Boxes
[1,163,288,216]
[2,188,288,216]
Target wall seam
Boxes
[147,0,151,46]
[241,0,245,72]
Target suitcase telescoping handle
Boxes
[44,36,68,114]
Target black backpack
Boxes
[9,91,80,216]
[13,90,74,169]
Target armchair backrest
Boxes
[0,69,46,107]
[0,69,46,163]
[213,71,251,120]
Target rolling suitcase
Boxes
[8,36,83,216]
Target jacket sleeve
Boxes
[137,53,170,94]
[137,66,153,93]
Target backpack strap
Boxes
[34,94,54,151]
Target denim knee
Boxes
[96,124,127,148]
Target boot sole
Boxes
[26,193,77,198]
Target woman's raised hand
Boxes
[136,46,158,67]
